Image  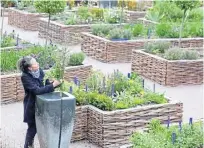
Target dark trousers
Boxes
[24,122,37,148]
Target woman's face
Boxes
[28,59,39,72]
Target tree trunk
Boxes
[45,13,51,47]
[179,10,187,48]
[1,7,5,40]
[120,0,124,26]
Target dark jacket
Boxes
[21,69,54,123]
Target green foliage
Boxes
[144,41,171,54]
[77,6,91,20]
[1,35,15,47]
[91,24,114,36]
[132,24,144,37]
[34,0,66,15]
[68,52,85,66]
[104,8,122,24]
[65,14,78,25]
[145,9,164,22]
[1,46,45,72]
[156,23,180,38]
[174,0,200,12]
[131,119,203,148]
[108,28,133,39]
[164,48,200,60]
[90,8,104,20]
[20,0,33,7]
[184,22,203,37]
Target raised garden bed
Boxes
[38,18,126,44]
[8,8,45,31]
[81,32,203,63]
[131,50,203,86]
[0,65,92,104]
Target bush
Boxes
[104,8,122,24]
[184,22,203,37]
[132,24,144,37]
[108,28,123,39]
[77,6,91,20]
[130,119,203,148]
[1,35,16,48]
[144,41,171,54]
[65,14,78,25]
[156,23,180,38]
[91,24,113,36]
[1,46,45,72]
[90,7,104,20]
[164,48,200,60]
[68,52,85,66]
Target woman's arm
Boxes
[21,75,54,95]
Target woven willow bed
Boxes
[72,100,183,148]
[81,32,203,63]
[131,50,203,86]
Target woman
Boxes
[18,56,61,148]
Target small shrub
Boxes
[91,24,113,36]
[65,14,78,25]
[132,24,144,37]
[77,6,91,20]
[104,9,122,24]
[90,7,104,20]
[108,28,123,39]
[164,48,200,60]
[144,41,171,54]
[68,52,85,66]
[156,23,180,38]
[1,35,15,48]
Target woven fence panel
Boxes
[16,75,24,101]
[170,39,203,48]
[71,106,88,142]
[1,75,17,104]
[64,65,92,84]
[166,60,203,86]
[7,8,42,31]
[99,102,183,148]
[87,107,104,147]
[132,50,167,85]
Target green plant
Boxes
[108,28,123,39]
[1,35,15,47]
[68,52,85,66]
[174,0,200,47]
[164,48,200,60]
[184,22,203,37]
[77,6,91,20]
[123,29,132,40]
[143,92,167,104]
[131,119,203,148]
[132,24,144,37]
[145,9,164,22]
[156,23,180,38]
[21,0,33,7]
[65,14,78,25]
[34,0,66,46]
[104,9,122,24]
[144,41,171,54]
[67,0,75,9]
[1,0,17,8]
[90,8,104,20]
[1,46,46,72]
[91,24,113,36]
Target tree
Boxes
[34,0,66,46]
[174,0,200,47]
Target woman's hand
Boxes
[53,80,61,88]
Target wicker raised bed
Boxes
[8,8,45,31]
[81,32,203,63]
[85,100,182,148]
[38,18,126,44]
[131,50,203,86]
[0,65,92,104]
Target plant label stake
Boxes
[111,84,115,96]
[179,121,182,132]
[128,73,131,78]
[142,79,145,88]
[74,77,77,85]
[85,84,88,92]
[167,116,170,128]
[16,34,19,46]
[69,86,73,94]
[172,132,176,145]
[189,117,193,125]
[78,80,80,86]
[103,76,106,92]
[147,28,151,39]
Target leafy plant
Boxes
[65,14,78,25]
[91,24,113,36]
[130,119,203,148]
[77,6,91,21]
[34,0,66,46]
[104,8,122,24]
[108,28,123,39]
[68,52,85,66]
[156,23,180,38]
[132,24,144,37]
[145,9,164,22]
[164,48,200,60]
[90,8,104,20]
[1,35,15,47]
[144,41,171,54]
[174,0,200,47]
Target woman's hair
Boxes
[17,56,36,73]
